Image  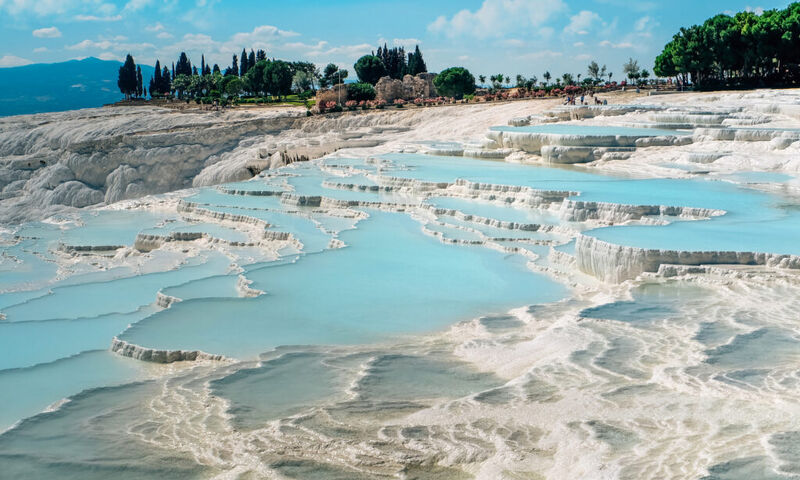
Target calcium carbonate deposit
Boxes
[2,90,800,479]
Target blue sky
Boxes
[0,0,790,79]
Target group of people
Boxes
[564,93,607,106]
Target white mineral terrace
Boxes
[2,90,800,479]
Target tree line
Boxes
[654,3,800,88]
[119,48,361,103]
[353,44,428,85]
[118,41,650,107]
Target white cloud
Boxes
[564,10,601,35]
[503,39,526,47]
[634,15,658,32]
[75,14,122,21]
[145,22,166,32]
[32,26,61,38]
[518,50,563,60]
[599,40,634,49]
[157,31,173,39]
[575,54,591,61]
[66,38,155,53]
[745,6,764,15]
[428,0,567,38]
[124,0,152,12]
[33,46,48,52]
[393,38,421,47]
[573,41,585,47]
[2,0,115,16]
[228,25,299,46]
[0,55,33,67]
[67,39,113,50]
[97,52,122,61]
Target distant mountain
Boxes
[0,57,154,117]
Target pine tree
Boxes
[192,66,198,76]
[204,64,211,76]
[240,48,248,76]
[136,65,143,97]
[117,53,138,99]
[256,49,266,61]
[213,64,220,74]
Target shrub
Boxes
[347,82,376,101]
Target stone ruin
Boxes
[375,73,438,102]
[313,73,438,108]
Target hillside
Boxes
[0,57,154,117]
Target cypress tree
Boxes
[248,50,256,70]
[408,45,427,75]
[117,54,138,99]
[161,66,171,94]
[201,54,205,76]
[136,65,143,97]
[154,60,162,90]
[232,54,239,76]
[256,49,266,61]
[213,64,220,74]
[172,62,175,79]
[192,66,198,76]
[176,52,192,77]
[240,48,248,76]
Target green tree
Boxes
[433,67,476,99]
[407,45,427,75]
[587,61,600,83]
[136,65,143,97]
[117,54,138,99]
[543,71,551,86]
[293,61,320,91]
[640,69,651,85]
[354,55,387,85]
[239,49,248,77]
[322,63,348,87]
[244,60,268,95]
[478,75,486,86]
[264,60,293,98]
[224,76,243,98]
[561,73,575,85]
[347,82,376,101]
[377,43,406,79]
[623,58,640,83]
[172,74,191,99]
[175,52,192,77]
